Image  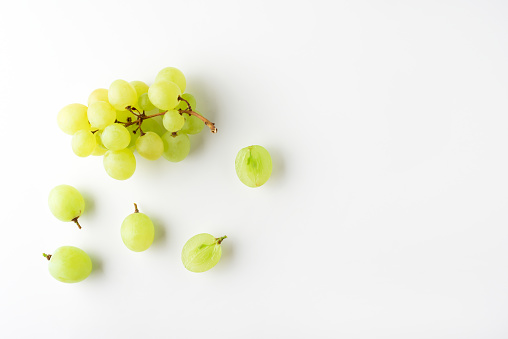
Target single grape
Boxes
[91,131,107,156]
[103,148,136,180]
[181,234,227,273]
[109,79,138,111]
[88,88,109,105]
[87,101,116,130]
[142,117,166,136]
[235,145,272,188]
[176,93,196,111]
[43,246,92,283]
[163,110,185,132]
[130,81,149,97]
[72,130,96,157]
[138,93,156,112]
[180,113,205,135]
[101,124,131,151]
[136,132,164,160]
[121,203,154,252]
[161,132,190,162]
[57,104,90,135]
[48,184,85,228]
[155,67,186,92]
[148,81,181,110]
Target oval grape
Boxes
[181,233,226,273]
[45,246,92,283]
[235,145,272,188]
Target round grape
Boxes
[109,79,138,111]
[101,124,131,151]
[44,246,92,283]
[130,80,149,97]
[148,81,181,110]
[155,67,186,92]
[163,110,185,132]
[161,132,190,162]
[180,113,205,135]
[235,145,272,188]
[72,130,96,157]
[48,185,85,228]
[138,93,156,112]
[121,204,154,252]
[57,104,90,135]
[181,234,227,273]
[87,101,116,130]
[136,132,164,160]
[88,88,109,105]
[103,148,136,180]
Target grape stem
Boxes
[178,96,193,111]
[216,236,227,244]
[72,217,82,229]
[43,253,52,261]
[133,203,139,213]
[120,106,217,134]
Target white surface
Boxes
[1,0,508,338]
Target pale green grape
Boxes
[130,81,149,97]
[126,124,140,150]
[91,131,107,156]
[88,88,109,105]
[176,93,196,111]
[136,132,164,160]
[138,93,156,112]
[48,185,85,227]
[57,104,90,135]
[235,145,272,188]
[72,130,96,157]
[103,148,136,180]
[87,101,116,130]
[180,113,205,135]
[116,110,136,123]
[163,110,185,132]
[108,79,138,111]
[121,204,154,252]
[155,67,186,92]
[142,117,166,136]
[101,124,131,151]
[148,81,181,110]
[181,234,227,273]
[161,132,190,162]
[44,246,92,283]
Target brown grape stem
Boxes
[178,96,192,111]
[216,236,227,244]
[134,203,139,213]
[180,109,217,133]
[72,217,82,229]
[43,253,52,261]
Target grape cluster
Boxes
[44,185,227,283]
[57,67,217,180]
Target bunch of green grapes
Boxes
[57,67,216,180]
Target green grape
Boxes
[235,145,272,188]
[116,110,136,123]
[142,117,165,136]
[91,131,107,156]
[176,93,196,111]
[136,132,164,160]
[103,148,136,180]
[87,101,116,130]
[72,130,96,157]
[43,246,92,283]
[108,79,138,111]
[130,81,149,97]
[48,184,85,228]
[155,67,186,92]
[101,124,131,151]
[148,81,181,110]
[138,93,156,112]
[161,132,190,162]
[163,110,185,132]
[181,234,227,273]
[180,113,205,135]
[121,204,154,252]
[88,88,109,105]
[126,124,140,150]
[57,104,90,135]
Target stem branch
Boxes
[72,217,82,229]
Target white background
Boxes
[1,0,508,338]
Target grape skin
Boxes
[181,234,225,273]
[136,132,164,160]
[155,67,186,92]
[47,246,92,283]
[101,124,131,151]
[180,113,204,135]
[130,81,149,97]
[57,104,90,135]
[72,130,96,157]
[235,145,273,188]
[161,132,190,162]
[48,185,85,222]
[103,148,136,180]
[88,88,109,106]
[121,211,154,252]
[109,80,138,111]
[87,101,116,130]
[148,81,181,110]
[163,110,185,132]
